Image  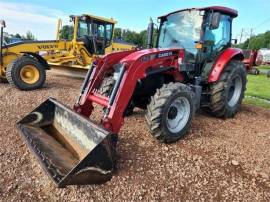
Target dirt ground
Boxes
[0,73,269,201]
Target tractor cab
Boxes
[155,6,238,78]
[70,14,116,55]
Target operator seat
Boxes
[79,35,95,55]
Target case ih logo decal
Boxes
[157,51,173,58]
[37,44,58,49]
[141,51,174,62]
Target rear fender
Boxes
[208,48,244,83]
[22,52,50,70]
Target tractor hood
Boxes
[120,48,181,64]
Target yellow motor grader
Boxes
[0,14,135,90]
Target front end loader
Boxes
[0,14,135,90]
[17,6,247,187]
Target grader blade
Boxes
[17,98,115,188]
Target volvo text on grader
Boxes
[17,6,247,187]
[0,14,134,90]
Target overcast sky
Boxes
[0,0,269,43]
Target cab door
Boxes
[201,13,232,77]
[204,14,232,53]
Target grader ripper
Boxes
[0,14,135,90]
[18,6,247,187]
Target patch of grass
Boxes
[246,74,270,100]
[244,97,270,109]
[257,65,270,70]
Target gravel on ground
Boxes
[0,72,269,201]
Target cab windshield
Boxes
[78,18,114,54]
[158,10,203,55]
[78,19,114,42]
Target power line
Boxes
[253,17,270,30]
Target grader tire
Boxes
[145,82,194,143]
[206,60,246,118]
[6,56,46,91]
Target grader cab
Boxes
[18,6,247,187]
[0,14,135,90]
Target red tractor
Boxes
[18,6,247,187]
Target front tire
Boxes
[207,60,247,118]
[100,76,135,116]
[99,76,115,97]
[145,82,194,143]
[6,56,46,91]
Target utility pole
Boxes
[248,28,253,49]
[239,28,244,44]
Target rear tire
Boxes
[207,60,246,118]
[6,56,46,90]
[145,82,194,143]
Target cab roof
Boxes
[159,6,238,19]
[70,14,117,24]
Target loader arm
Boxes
[76,48,183,133]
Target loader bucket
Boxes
[17,98,115,188]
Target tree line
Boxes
[236,31,270,50]
[4,31,36,44]
[8,26,270,51]
[59,25,157,48]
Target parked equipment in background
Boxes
[243,50,260,75]
[18,6,247,187]
[243,49,270,76]
[0,14,135,90]
[258,49,270,65]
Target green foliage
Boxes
[113,28,122,39]
[25,31,36,40]
[15,33,22,39]
[3,31,36,44]
[59,25,74,40]
[237,31,270,50]
[114,28,158,48]
[58,24,157,48]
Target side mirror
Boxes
[231,39,238,45]
[0,20,6,28]
[210,12,220,30]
